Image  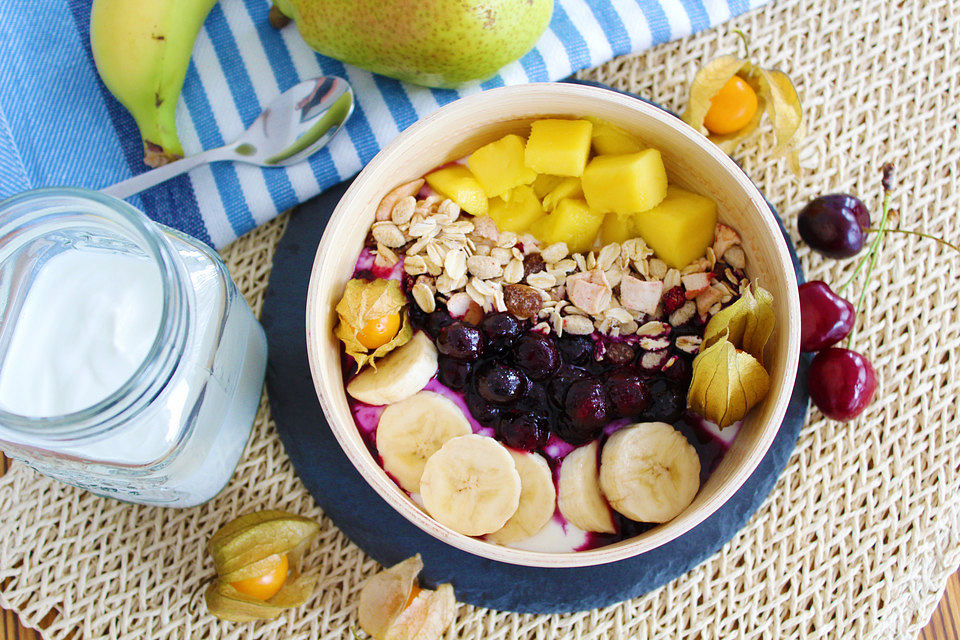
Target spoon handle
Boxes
[101,146,234,200]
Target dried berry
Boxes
[503,284,543,319]
[662,286,686,314]
[522,253,546,279]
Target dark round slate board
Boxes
[262,85,812,614]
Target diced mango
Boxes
[524,119,593,177]
[425,165,487,216]
[631,186,718,269]
[532,174,563,199]
[581,149,668,215]
[528,198,604,254]
[586,117,644,155]
[598,212,634,245]
[487,185,546,234]
[467,134,538,198]
[542,177,583,211]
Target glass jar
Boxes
[0,188,267,507]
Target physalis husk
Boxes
[688,283,775,428]
[204,510,320,622]
[681,43,805,174]
[336,278,412,370]
[358,555,456,640]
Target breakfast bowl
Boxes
[305,82,800,568]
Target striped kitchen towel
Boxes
[0,0,766,248]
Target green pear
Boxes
[272,0,554,88]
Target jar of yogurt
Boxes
[0,188,267,507]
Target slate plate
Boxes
[262,85,811,614]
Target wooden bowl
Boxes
[305,83,800,568]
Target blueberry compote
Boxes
[343,250,739,553]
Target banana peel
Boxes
[681,52,805,174]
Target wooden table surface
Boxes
[0,453,957,639]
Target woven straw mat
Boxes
[2,0,958,637]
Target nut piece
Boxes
[466,255,503,279]
[376,179,424,221]
[541,242,569,264]
[372,222,407,248]
[563,315,595,335]
[723,245,746,269]
[503,284,543,319]
[713,223,742,260]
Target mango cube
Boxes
[425,165,487,216]
[529,198,604,254]
[581,149,668,215]
[598,212,634,245]
[631,186,718,269]
[586,117,644,155]
[542,177,583,211]
[467,134,537,198]
[487,185,545,234]
[532,174,563,198]
[524,119,593,177]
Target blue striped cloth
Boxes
[0,0,766,248]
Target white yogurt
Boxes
[0,251,162,417]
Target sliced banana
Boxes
[377,391,472,493]
[599,422,701,523]
[487,450,556,544]
[419,434,521,537]
[347,331,438,405]
[557,441,617,534]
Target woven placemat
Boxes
[2,0,958,637]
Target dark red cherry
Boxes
[564,379,609,432]
[799,281,856,352]
[436,321,484,360]
[497,414,550,451]
[797,194,870,259]
[808,348,877,421]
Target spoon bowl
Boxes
[102,76,354,200]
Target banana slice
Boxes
[419,434,521,537]
[599,422,701,523]
[377,391,472,493]
[487,450,556,544]
[347,331,438,405]
[557,441,617,534]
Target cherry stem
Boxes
[864,226,960,257]
[731,29,751,60]
[843,165,894,348]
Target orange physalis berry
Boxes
[703,75,758,135]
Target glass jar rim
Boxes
[0,187,189,437]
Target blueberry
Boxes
[564,379,609,431]
[425,310,455,339]
[547,365,588,408]
[554,414,600,446]
[642,378,685,423]
[436,321,484,360]
[605,371,650,418]
[662,355,692,384]
[480,312,524,353]
[557,335,595,366]
[437,356,473,390]
[513,332,561,380]
[497,413,550,451]
[516,381,551,413]
[474,361,528,404]
[466,389,501,427]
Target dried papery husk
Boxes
[702,283,775,365]
[204,511,321,622]
[688,331,771,428]
[208,510,319,581]
[385,583,456,640]
[358,555,423,640]
[742,283,776,366]
[335,279,412,370]
[681,52,804,172]
[204,573,318,622]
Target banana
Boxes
[347,332,438,405]
[557,441,617,534]
[90,0,218,167]
[376,391,471,493]
[419,434,521,537]
[599,422,701,524]
[487,450,556,544]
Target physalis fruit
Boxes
[336,278,412,370]
[357,555,455,640]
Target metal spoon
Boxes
[102,76,354,200]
